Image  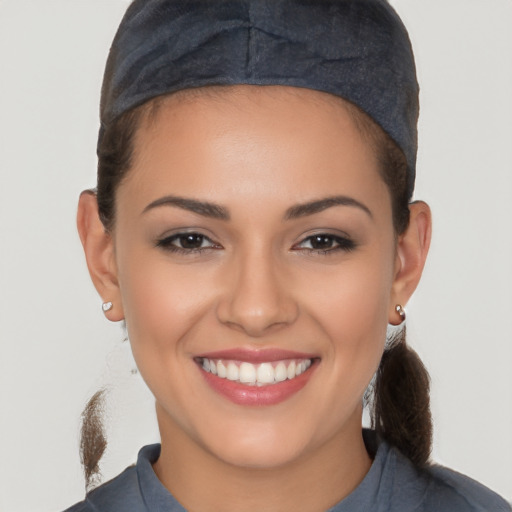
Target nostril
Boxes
[217,304,299,337]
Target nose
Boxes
[216,249,299,337]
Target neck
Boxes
[153,407,372,512]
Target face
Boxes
[112,86,399,469]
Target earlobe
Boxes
[77,190,124,321]
[389,201,432,323]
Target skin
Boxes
[78,86,431,512]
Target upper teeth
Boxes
[201,359,312,386]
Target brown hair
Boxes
[80,389,107,490]
[345,99,432,466]
[81,89,432,489]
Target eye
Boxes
[156,232,220,253]
[293,233,355,254]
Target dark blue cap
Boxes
[100,0,419,198]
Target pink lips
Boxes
[196,348,318,406]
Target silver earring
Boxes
[102,301,113,312]
[395,304,406,323]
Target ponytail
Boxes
[371,327,433,466]
[80,389,107,491]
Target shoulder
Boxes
[421,463,511,512]
[62,444,163,512]
[62,463,143,512]
[390,445,511,512]
[61,444,190,512]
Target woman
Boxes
[61,0,510,510]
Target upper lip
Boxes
[196,348,318,363]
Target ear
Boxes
[77,190,124,321]
[389,201,432,324]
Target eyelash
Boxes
[156,233,220,254]
[156,232,355,255]
[292,234,356,255]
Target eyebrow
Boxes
[284,196,373,220]
[142,195,230,220]
[142,194,372,221]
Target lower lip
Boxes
[199,362,317,406]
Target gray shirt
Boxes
[64,434,511,511]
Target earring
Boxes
[102,301,113,312]
[395,304,406,323]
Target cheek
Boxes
[308,254,393,333]
[302,249,395,379]
[115,251,216,423]
[116,246,213,359]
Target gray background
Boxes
[1,0,511,510]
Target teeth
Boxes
[239,362,256,384]
[296,361,307,376]
[275,362,287,382]
[201,358,313,386]
[217,361,227,378]
[257,363,275,384]
[226,362,239,381]
[287,361,296,380]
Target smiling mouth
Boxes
[196,358,314,387]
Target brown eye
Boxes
[156,232,220,253]
[310,235,336,250]
[294,233,356,254]
[179,234,206,249]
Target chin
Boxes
[211,436,308,470]
[194,415,323,470]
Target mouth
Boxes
[195,350,318,406]
[196,357,313,386]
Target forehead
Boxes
[122,85,390,216]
